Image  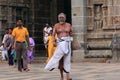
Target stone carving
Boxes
[94,5,103,30]
[102,5,108,27]
[113,16,120,25]
[110,35,120,62]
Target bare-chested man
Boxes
[45,13,73,80]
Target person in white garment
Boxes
[43,23,52,49]
[1,28,9,60]
[45,13,73,80]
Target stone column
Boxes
[0,6,2,42]
[71,0,86,62]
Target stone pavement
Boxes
[0,62,120,80]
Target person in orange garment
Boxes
[46,30,56,63]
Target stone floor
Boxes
[0,62,120,80]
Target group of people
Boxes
[43,23,56,63]
[0,12,73,80]
[0,20,35,72]
[43,13,73,80]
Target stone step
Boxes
[0,60,7,63]
[0,57,47,64]
[32,57,47,63]
[83,50,112,63]
[81,58,110,63]
[85,50,112,58]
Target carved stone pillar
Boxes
[71,0,86,62]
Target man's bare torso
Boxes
[53,23,72,38]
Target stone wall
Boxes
[0,0,29,42]
[71,0,120,61]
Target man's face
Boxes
[46,24,49,27]
[5,30,9,34]
[9,29,12,34]
[17,20,23,27]
[58,16,66,24]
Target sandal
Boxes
[24,68,30,72]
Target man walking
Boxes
[45,13,73,80]
[12,19,30,72]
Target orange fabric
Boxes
[12,26,29,42]
[46,36,56,63]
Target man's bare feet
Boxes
[66,78,72,80]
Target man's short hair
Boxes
[17,19,23,22]
[58,13,66,19]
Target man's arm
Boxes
[11,28,16,49]
[11,36,15,49]
[69,24,73,36]
[52,25,57,46]
[52,26,56,41]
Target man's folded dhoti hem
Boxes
[44,37,72,73]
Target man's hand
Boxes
[53,41,57,47]
[12,45,16,50]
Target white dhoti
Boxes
[44,36,48,48]
[44,37,73,73]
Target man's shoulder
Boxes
[3,34,8,38]
[21,26,28,30]
[43,27,47,30]
[65,22,71,26]
[49,26,52,29]
[55,22,71,26]
[54,23,60,28]
[13,26,27,31]
[13,27,18,30]
[44,27,47,29]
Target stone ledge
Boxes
[32,57,47,63]
[72,50,85,62]
[81,58,111,63]
[85,50,112,58]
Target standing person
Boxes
[2,28,9,44]
[11,19,30,72]
[4,28,13,66]
[1,28,9,60]
[43,23,52,49]
[46,30,56,63]
[0,43,7,61]
[45,13,73,80]
[27,37,35,64]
